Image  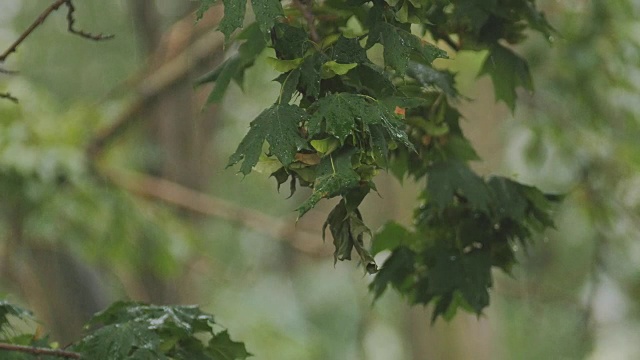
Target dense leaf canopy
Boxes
[196,0,559,320]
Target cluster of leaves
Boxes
[0,300,249,359]
[197,0,560,320]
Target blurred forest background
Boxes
[1,1,640,359]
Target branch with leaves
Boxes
[195,0,560,321]
[0,301,250,359]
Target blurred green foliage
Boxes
[0,0,639,359]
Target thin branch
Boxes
[0,342,81,359]
[0,67,18,75]
[0,0,112,63]
[103,168,331,257]
[293,0,320,43]
[0,92,19,104]
[87,29,225,159]
[63,0,114,41]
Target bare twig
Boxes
[63,0,114,41]
[0,0,113,63]
[293,0,320,43]
[0,342,81,359]
[0,67,18,75]
[102,168,331,257]
[0,92,18,103]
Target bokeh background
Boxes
[1,1,639,359]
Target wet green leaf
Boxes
[228,104,309,175]
[479,45,533,111]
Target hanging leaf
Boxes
[228,104,309,175]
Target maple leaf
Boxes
[371,221,416,255]
[322,199,378,273]
[330,36,370,64]
[273,23,309,59]
[367,22,447,75]
[196,0,216,21]
[406,61,459,98]
[369,246,416,298]
[307,93,415,152]
[479,44,533,111]
[343,63,396,98]
[428,248,492,315]
[208,330,252,360]
[228,104,309,175]
[296,148,360,218]
[307,93,368,143]
[196,24,266,104]
[251,0,284,33]
[219,0,247,40]
[427,161,491,212]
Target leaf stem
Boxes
[293,0,320,43]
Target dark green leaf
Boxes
[219,0,247,39]
[308,93,368,143]
[196,0,217,20]
[250,0,284,34]
[273,23,309,59]
[75,322,166,360]
[479,45,533,111]
[487,177,529,221]
[371,221,415,255]
[196,24,266,103]
[208,330,251,360]
[343,64,396,98]
[367,22,447,75]
[369,246,416,298]
[228,104,309,175]
[331,36,369,64]
[427,161,491,212]
[297,148,360,217]
[298,53,326,99]
[277,69,301,104]
[428,249,492,315]
[406,62,458,97]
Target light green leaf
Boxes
[321,61,358,78]
[310,137,340,155]
[266,57,303,72]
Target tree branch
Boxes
[0,92,18,104]
[0,0,113,63]
[293,0,320,43]
[0,342,81,359]
[102,168,331,257]
[87,29,225,159]
[0,67,17,75]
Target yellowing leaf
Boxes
[310,137,340,155]
[295,152,321,165]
